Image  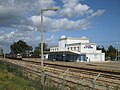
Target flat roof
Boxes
[50,46,58,48]
[67,42,96,46]
[59,37,89,41]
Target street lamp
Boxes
[40,8,58,89]
[116,42,119,61]
[40,8,58,71]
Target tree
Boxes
[34,43,49,55]
[97,46,106,53]
[106,45,117,60]
[97,46,107,57]
[10,40,33,54]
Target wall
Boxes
[66,38,89,44]
[59,39,67,51]
[58,38,90,52]
[86,53,105,62]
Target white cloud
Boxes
[30,15,90,32]
[60,0,94,18]
[0,0,56,26]
[0,0,105,33]
[6,31,15,39]
[45,35,58,47]
[0,31,4,36]
[0,5,23,27]
[12,25,37,32]
[62,0,79,8]
[74,4,93,16]
[46,35,56,42]
[0,29,33,44]
[0,31,15,42]
[91,10,105,17]
[36,0,59,16]
[87,10,105,19]
[38,0,56,9]
[35,36,40,41]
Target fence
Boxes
[0,58,120,90]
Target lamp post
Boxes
[115,42,120,69]
[3,49,5,61]
[3,38,7,61]
[116,49,118,61]
[115,42,119,61]
[40,8,58,90]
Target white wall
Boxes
[58,38,90,52]
[66,38,89,44]
[100,53,105,62]
[50,47,59,52]
[59,39,67,51]
[86,53,105,62]
[67,45,80,52]
[43,54,48,60]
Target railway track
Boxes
[1,58,120,90]
[45,65,120,80]
[19,58,120,75]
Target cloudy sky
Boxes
[0,0,120,53]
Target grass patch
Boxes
[0,61,38,90]
[0,61,62,90]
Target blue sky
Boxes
[0,0,120,52]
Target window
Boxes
[94,54,98,59]
[65,44,67,47]
[78,47,80,51]
[68,47,69,51]
[74,47,76,50]
[84,45,93,49]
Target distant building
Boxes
[48,35,105,62]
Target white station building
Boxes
[48,35,105,62]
